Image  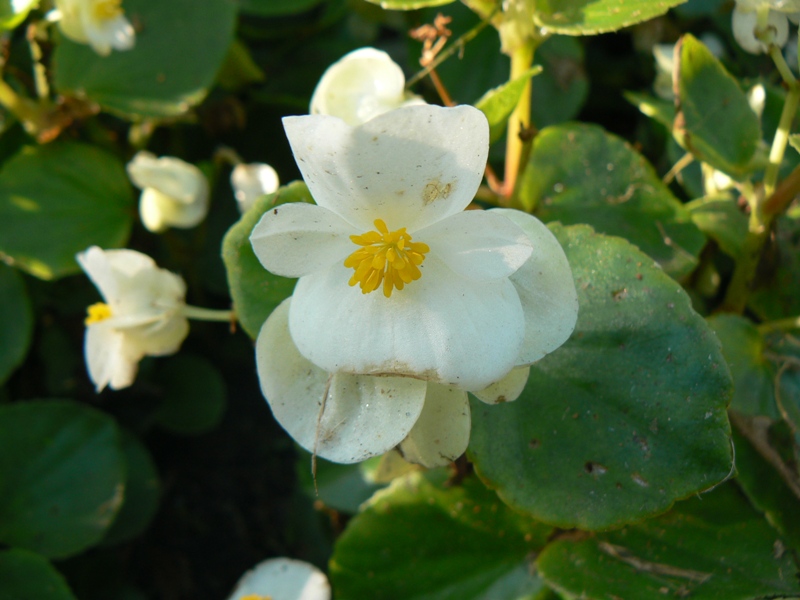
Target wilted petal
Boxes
[289,256,525,391]
[257,299,427,464]
[492,209,578,365]
[227,558,330,600]
[420,210,532,281]
[250,203,357,278]
[399,383,470,468]
[283,104,489,232]
[472,365,530,404]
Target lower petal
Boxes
[472,365,530,404]
[256,299,427,464]
[85,323,140,392]
[399,383,470,468]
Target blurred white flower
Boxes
[52,0,135,56]
[310,47,425,126]
[250,105,578,467]
[227,558,330,600]
[77,246,188,392]
[732,1,795,54]
[231,162,280,213]
[127,152,210,234]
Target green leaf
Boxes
[0,400,125,559]
[0,142,134,280]
[533,0,686,35]
[362,0,456,8]
[706,314,777,418]
[0,548,77,600]
[217,39,266,91]
[53,0,236,118]
[475,66,542,144]
[330,471,552,600]
[238,0,324,15]
[102,429,160,545]
[537,483,800,599]
[519,123,706,278]
[789,133,800,155]
[749,216,800,320]
[468,224,733,530]
[222,181,312,339]
[624,90,676,130]
[0,264,33,385]
[675,34,761,178]
[0,0,38,30]
[686,194,749,260]
[296,450,384,514]
[530,35,589,128]
[153,354,227,436]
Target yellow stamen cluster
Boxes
[240,595,272,600]
[344,218,429,298]
[93,0,124,21]
[85,302,112,325]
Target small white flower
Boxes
[310,47,425,126]
[227,558,330,600]
[77,246,189,392]
[231,163,280,213]
[53,0,135,56]
[250,105,578,466]
[127,152,210,234]
[732,3,791,53]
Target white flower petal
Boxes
[289,256,525,391]
[257,299,427,464]
[472,365,530,405]
[282,104,489,232]
[231,163,280,213]
[139,187,209,232]
[85,13,134,55]
[492,209,578,365]
[250,203,357,278]
[310,47,423,126]
[128,153,208,204]
[732,6,789,54]
[398,383,470,468]
[227,558,330,600]
[420,210,533,281]
[85,322,140,392]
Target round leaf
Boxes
[0,400,125,558]
[53,0,237,118]
[520,123,706,278]
[0,142,134,280]
[0,263,33,385]
[222,181,312,339]
[0,548,77,600]
[330,471,552,600]
[533,0,685,35]
[468,224,733,530]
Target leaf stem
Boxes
[502,39,535,206]
[758,315,800,334]
[181,305,236,323]
[0,77,48,132]
[764,59,800,198]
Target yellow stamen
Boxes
[93,0,124,21]
[344,218,429,298]
[240,596,272,600]
[85,302,112,325]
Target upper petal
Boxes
[77,246,156,303]
[289,256,525,391]
[256,299,427,464]
[282,104,489,232]
[127,152,209,205]
[250,203,357,278]
[226,558,330,600]
[419,209,533,281]
[492,209,578,365]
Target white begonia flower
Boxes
[227,558,330,600]
[231,163,280,213]
[250,105,578,467]
[77,246,189,392]
[732,3,790,54]
[127,152,210,234]
[52,0,135,56]
[309,47,426,126]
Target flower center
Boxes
[344,218,430,298]
[93,0,124,21]
[85,302,112,325]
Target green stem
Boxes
[721,195,768,314]
[0,78,48,131]
[181,305,235,322]
[758,315,800,334]
[502,40,535,207]
[764,54,800,198]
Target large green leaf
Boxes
[330,471,552,600]
[468,224,733,530]
[674,34,761,178]
[0,548,77,600]
[0,400,125,558]
[222,181,312,339]
[537,483,800,599]
[519,123,706,278]
[0,264,33,385]
[687,194,749,260]
[0,142,134,280]
[53,0,236,118]
[533,0,686,35]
